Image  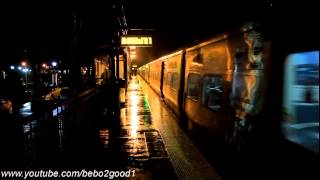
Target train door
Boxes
[160,61,165,98]
[282,51,319,154]
[178,50,186,115]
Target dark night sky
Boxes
[0,1,318,67]
[123,0,268,65]
[0,2,117,67]
[1,3,71,67]
[124,0,318,65]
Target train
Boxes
[138,22,319,154]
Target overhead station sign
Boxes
[121,36,152,47]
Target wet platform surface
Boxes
[118,77,177,179]
[1,76,221,179]
[0,78,177,179]
[3,76,317,180]
[136,76,221,180]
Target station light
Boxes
[10,65,15,70]
[21,61,27,67]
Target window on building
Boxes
[202,75,223,111]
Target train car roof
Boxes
[143,22,262,66]
[186,22,261,51]
[147,50,183,65]
[186,35,228,52]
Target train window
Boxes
[167,72,172,86]
[295,64,319,85]
[187,74,201,99]
[172,73,179,90]
[202,75,223,111]
[282,51,319,154]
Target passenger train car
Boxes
[138,22,319,154]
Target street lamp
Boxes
[52,62,57,67]
[21,61,27,67]
[51,61,58,86]
[21,61,28,92]
[23,68,29,91]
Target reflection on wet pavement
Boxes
[138,76,222,180]
[120,77,171,160]
[19,102,33,117]
[119,76,177,179]
[99,129,110,148]
[1,76,177,179]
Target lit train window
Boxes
[172,73,179,90]
[282,51,319,154]
[167,72,172,86]
[202,75,223,111]
[187,74,201,99]
[295,64,318,85]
